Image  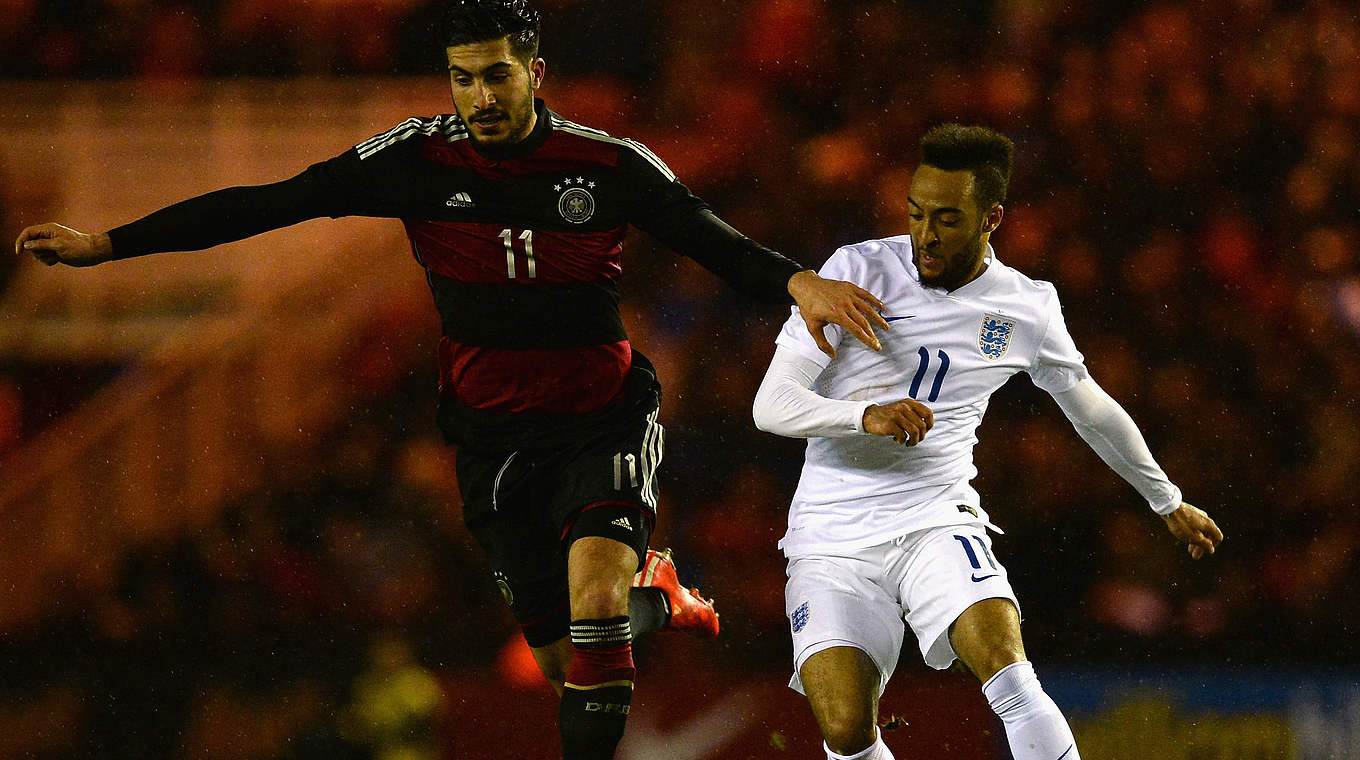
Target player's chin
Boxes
[917,269,945,286]
[470,119,510,139]
[471,126,505,142]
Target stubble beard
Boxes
[917,230,987,291]
[466,85,536,149]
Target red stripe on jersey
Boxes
[421,129,621,177]
[438,337,631,414]
[406,221,625,284]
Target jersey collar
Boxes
[948,243,1001,298]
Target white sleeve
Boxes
[1051,377,1183,514]
[753,345,874,439]
[1027,286,1090,394]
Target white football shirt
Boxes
[774,235,1089,557]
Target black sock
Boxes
[628,587,669,635]
[559,617,635,760]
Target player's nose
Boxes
[480,86,497,108]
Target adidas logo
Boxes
[444,191,474,208]
[611,516,632,530]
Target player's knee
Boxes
[569,584,631,620]
[819,705,877,755]
[965,645,1026,683]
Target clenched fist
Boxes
[863,398,934,446]
[14,223,113,267]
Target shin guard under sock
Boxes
[559,617,635,760]
[983,661,1080,760]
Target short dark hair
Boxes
[441,0,541,62]
[919,124,1015,210]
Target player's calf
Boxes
[982,661,1080,760]
[559,617,635,760]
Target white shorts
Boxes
[785,523,1020,695]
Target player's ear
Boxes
[983,203,1004,234]
[530,58,546,89]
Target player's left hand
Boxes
[787,270,888,357]
[1161,502,1223,560]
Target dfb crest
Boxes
[978,313,1015,360]
[556,178,596,224]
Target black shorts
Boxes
[457,407,663,647]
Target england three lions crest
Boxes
[978,313,1015,360]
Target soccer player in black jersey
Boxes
[14,2,889,758]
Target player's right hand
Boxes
[1161,502,1224,560]
[14,223,113,267]
[862,398,934,446]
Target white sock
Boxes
[825,727,896,760]
[982,661,1080,760]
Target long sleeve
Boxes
[1050,377,1183,514]
[753,345,873,438]
[106,146,398,259]
[618,145,803,303]
[106,171,332,258]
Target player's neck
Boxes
[950,247,991,291]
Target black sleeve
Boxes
[106,147,404,259]
[619,146,804,304]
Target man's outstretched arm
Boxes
[14,162,351,267]
[1050,377,1224,559]
[619,148,886,355]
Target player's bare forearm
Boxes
[1161,502,1224,560]
[787,270,888,357]
[15,224,113,267]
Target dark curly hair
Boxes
[441,0,541,63]
[919,124,1015,210]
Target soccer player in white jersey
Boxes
[752,124,1224,760]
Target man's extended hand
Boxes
[787,270,888,357]
[862,398,934,446]
[1161,502,1224,559]
[14,223,112,267]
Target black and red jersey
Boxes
[108,99,803,451]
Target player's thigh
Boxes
[785,552,904,697]
[553,408,663,571]
[894,525,1021,671]
[456,448,571,648]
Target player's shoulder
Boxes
[822,235,913,276]
[991,256,1062,304]
[355,114,468,159]
[821,237,908,267]
[547,111,677,181]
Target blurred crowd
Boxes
[2,0,1359,757]
[0,0,662,79]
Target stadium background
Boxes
[0,0,1357,757]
